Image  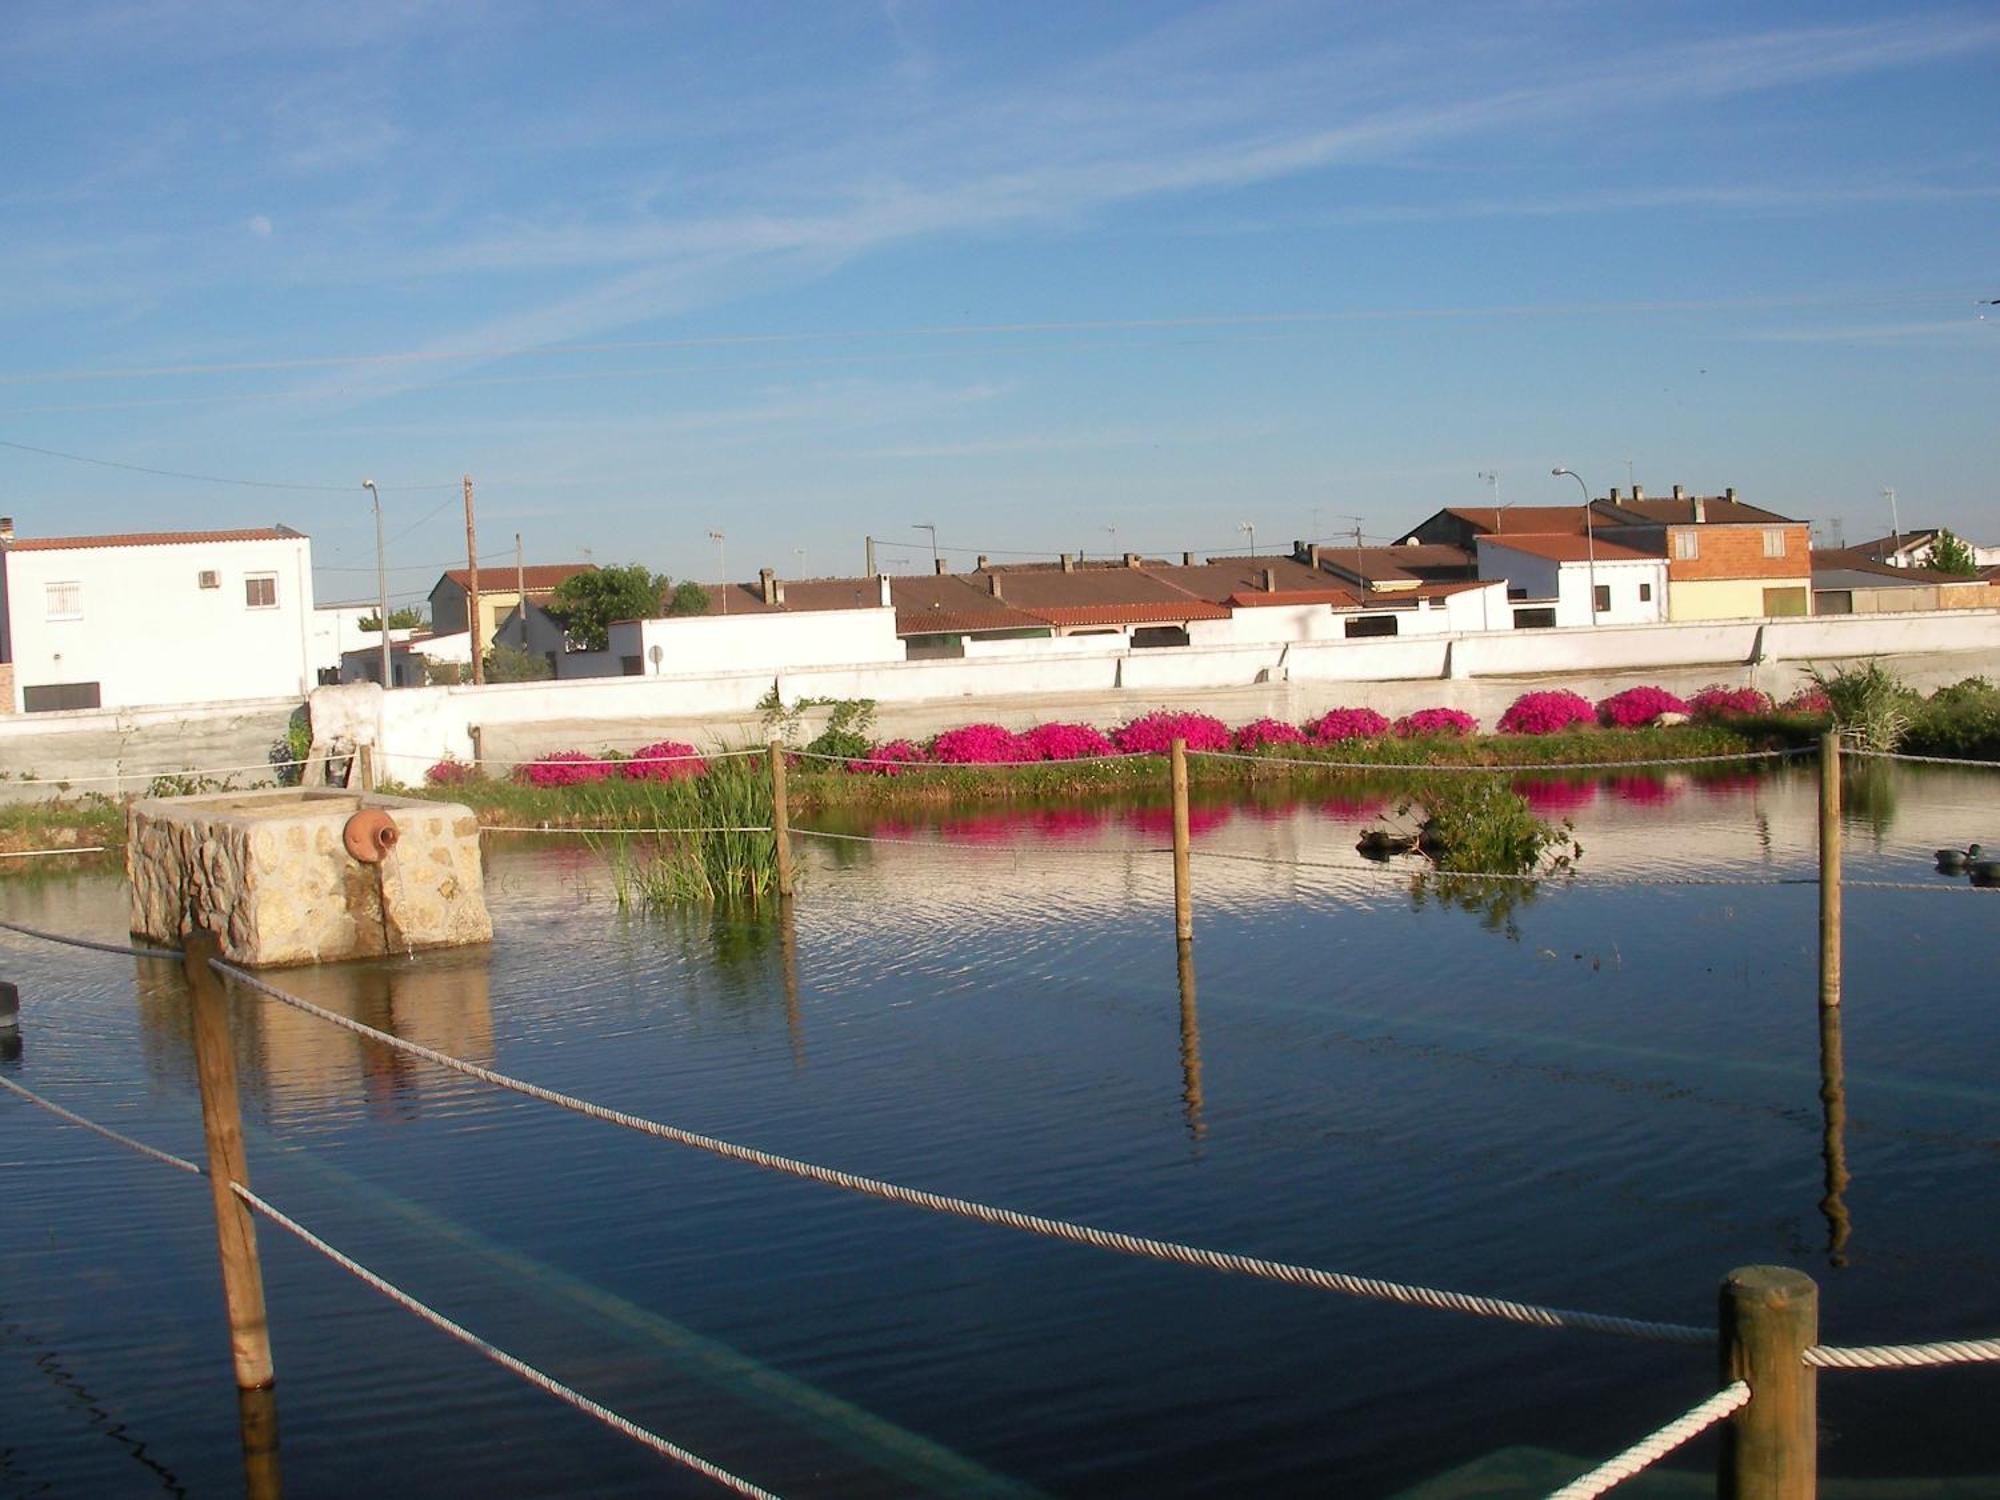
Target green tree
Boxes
[359,606,425,631]
[484,643,553,682]
[549,564,668,651]
[1928,528,1980,578]
[666,580,710,616]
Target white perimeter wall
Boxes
[612,606,904,677]
[311,607,2000,771]
[7,536,315,711]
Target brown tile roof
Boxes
[1436,506,1592,536]
[1477,532,1660,564]
[1312,544,1477,585]
[7,526,304,551]
[1595,497,1797,526]
[1161,557,1332,602]
[439,562,594,593]
[1226,587,1364,608]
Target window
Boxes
[1593,584,1611,614]
[1131,625,1191,649]
[45,581,81,620]
[24,681,101,712]
[1762,586,1809,617]
[1673,531,1700,561]
[1762,528,1787,559]
[245,573,278,609]
[1343,615,1399,638]
[1639,582,1653,602]
[1512,607,1557,629]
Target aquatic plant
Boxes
[1407,778,1580,875]
[1022,722,1118,760]
[1393,708,1478,738]
[1687,684,1772,720]
[929,723,1034,763]
[1309,707,1391,742]
[516,751,615,787]
[1497,690,1596,736]
[1803,661,1914,751]
[621,740,706,781]
[1111,711,1232,755]
[1597,685,1689,728]
[1233,717,1309,751]
[603,756,778,906]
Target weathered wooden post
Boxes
[1818,731,1841,1011]
[769,739,795,899]
[357,744,377,793]
[182,927,276,1392]
[236,1385,283,1500]
[1719,1265,1818,1499]
[1170,738,1193,941]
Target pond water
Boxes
[2,763,1997,1498]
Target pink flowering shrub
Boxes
[1497,690,1596,736]
[514,750,614,787]
[1597,685,1690,728]
[1233,717,1308,751]
[621,740,706,781]
[928,723,1034,764]
[1022,721,1117,761]
[848,739,926,775]
[1309,707,1392,742]
[1393,708,1478,738]
[1688,684,1773,720]
[1781,686,1832,714]
[1111,710,1232,755]
[424,758,480,786]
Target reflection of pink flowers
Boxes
[1309,707,1391,742]
[1125,804,1233,836]
[1498,690,1596,735]
[1610,774,1684,804]
[1782,686,1832,714]
[848,739,925,775]
[1394,708,1478,738]
[1319,796,1388,820]
[1513,777,1598,812]
[929,723,1034,763]
[1112,711,1232,755]
[1022,722,1117,760]
[515,751,613,787]
[1025,807,1111,838]
[1698,771,1764,799]
[1234,717,1308,750]
[1598,685,1690,727]
[425,758,479,786]
[938,812,1020,842]
[1688,684,1772,720]
[622,740,706,781]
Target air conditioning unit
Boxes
[198,570,220,589]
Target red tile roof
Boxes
[1438,506,1592,536]
[438,562,594,593]
[1028,600,1232,626]
[1225,587,1363,608]
[6,526,304,551]
[1477,532,1659,564]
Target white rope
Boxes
[1545,1381,1750,1500]
[789,748,1136,771]
[791,827,1173,856]
[232,1183,781,1499]
[1191,746,1814,773]
[483,824,774,835]
[1845,748,2000,769]
[1805,1336,2000,1369]
[0,1076,203,1176]
[0,845,114,859]
[1191,849,1816,888]
[0,917,184,959]
[215,959,1707,1347]
[381,746,768,768]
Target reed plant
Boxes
[594,755,779,908]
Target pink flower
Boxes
[847,739,926,775]
[1597,685,1691,728]
[514,751,614,787]
[621,740,706,781]
[1233,717,1309,751]
[1111,711,1232,755]
[1498,690,1596,735]
[929,723,1034,764]
[1393,708,1478,738]
[424,758,479,786]
[1308,707,1391,742]
[1021,722,1117,760]
[1782,686,1832,714]
[1688,684,1773,720]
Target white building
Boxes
[609,602,904,678]
[1475,534,1668,629]
[311,601,416,683]
[0,521,317,712]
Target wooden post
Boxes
[236,1385,283,1500]
[1170,737,1193,941]
[358,744,377,793]
[463,474,485,686]
[183,928,275,1391]
[769,739,794,899]
[1817,1000,1852,1264]
[1719,1265,1817,1500]
[1818,731,1841,1010]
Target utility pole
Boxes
[1882,488,1902,563]
[463,475,484,685]
[362,481,391,690]
[514,533,525,647]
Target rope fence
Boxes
[1188,745,1817,773]
[0,1075,203,1176]
[1546,1381,1750,1500]
[1845,748,2000,769]
[0,916,183,960]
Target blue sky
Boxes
[3,1,1996,606]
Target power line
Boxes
[0,436,455,494]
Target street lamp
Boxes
[912,523,938,569]
[708,529,726,615]
[361,480,392,689]
[1551,467,1598,621]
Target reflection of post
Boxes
[1817,1000,1852,1265]
[1818,731,1841,1011]
[1176,938,1205,1139]
[770,739,795,899]
[237,1385,284,1500]
[1170,738,1193,941]
[779,899,805,1069]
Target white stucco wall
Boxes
[614,606,905,676]
[5,534,316,712]
[309,604,417,677]
[1476,540,1665,628]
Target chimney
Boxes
[1608,487,1620,502]
[1061,553,1075,573]
[1291,538,1305,560]
[1307,544,1322,567]
[988,573,1004,599]
[934,558,948,575]
[1263,567,1277,593]
[1632,485,1645,502]
[1120,552,1137,568]
[877,574,892,608]
[1182,551,1195,567]
[1725,487,1737,503]
[0,516,12,543]
[773,580,786,605]
[1693,496,1707,524]
[976,554,989,570]
[759,567,777,604]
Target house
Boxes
[1848,529,2000,571]
[0,518,316,712]
[1811,550,2000,614]
[1587,487,1811,620]
[1473,532,1668,629]
[428,562,595,654]
[310,601,416,684]
[1398,505,1592,549]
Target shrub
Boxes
[1687,684,1773,720]
[848,739,926,775]
[1409,779,1577,874]
[1497,690,1595,736]
[1111,710,1232,755]
[425,757,481,787]
[803,699,877,762]
[1781,685,1832,714]
[1393,708,1477,738]
[929,723,1034,764]
[1309,707,1391,742]
[1597,685,1690,728]
[621,740,706,781]
[1022,722,1117,760]
[1233,717,1308,751]
[1803,662,1915,750]
[514,751,613,788]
